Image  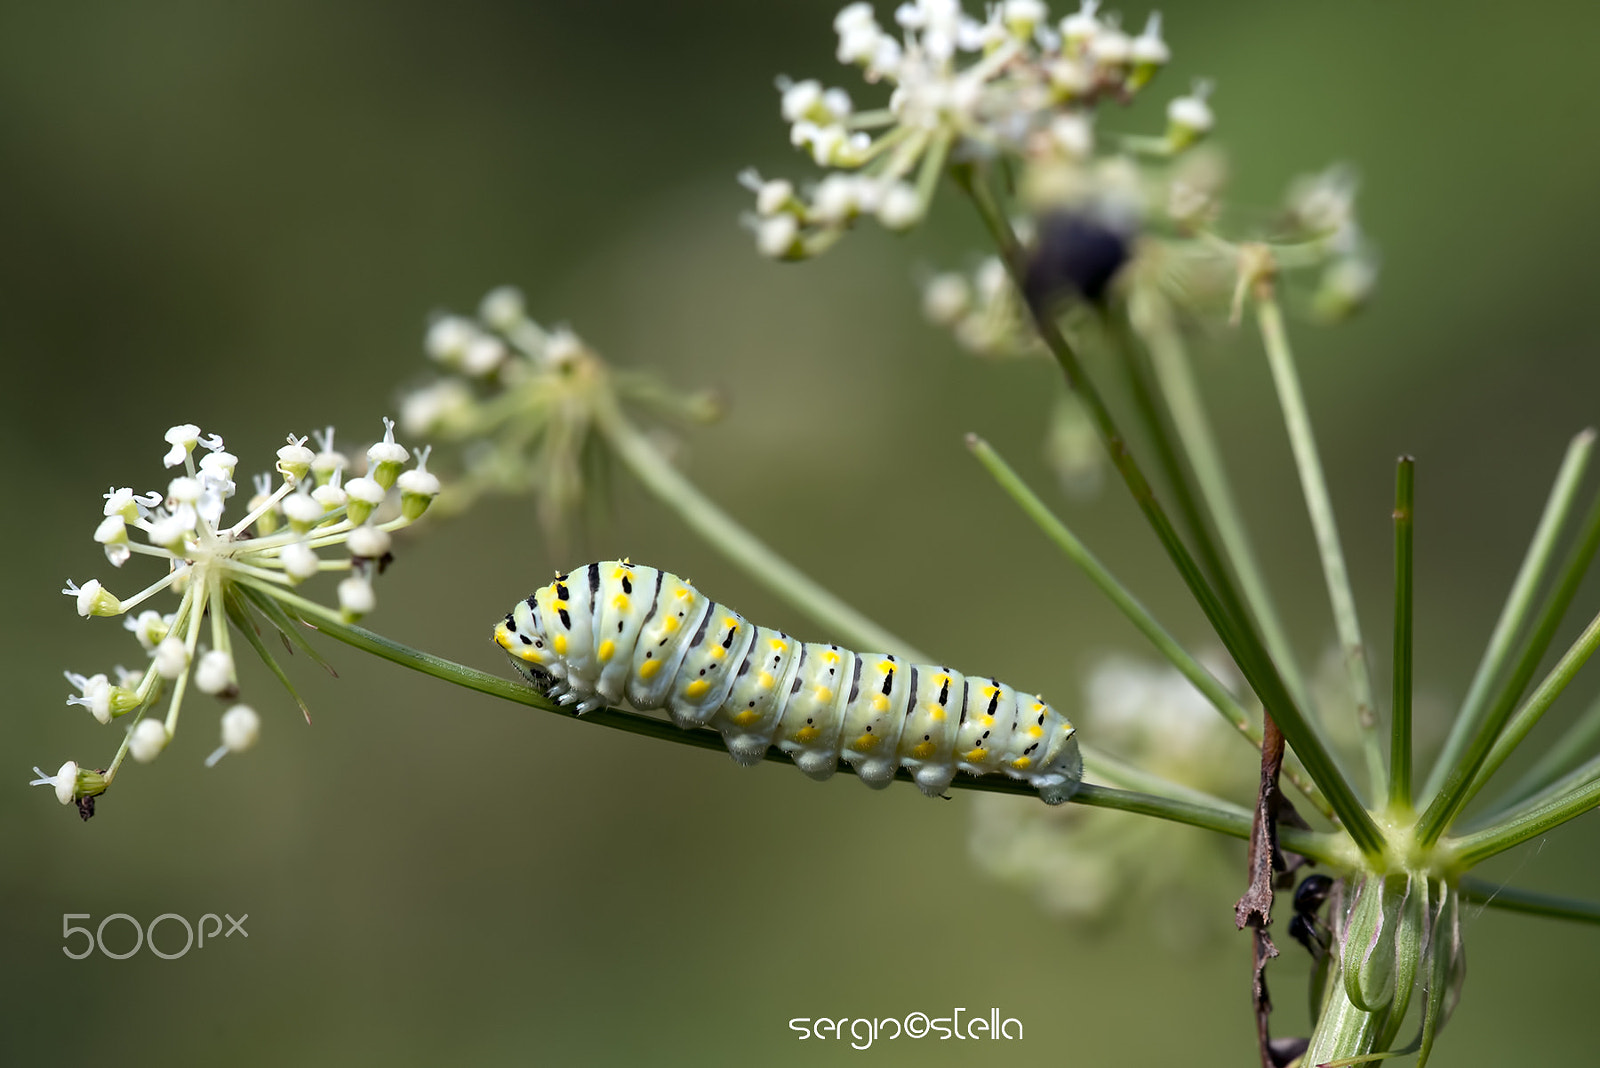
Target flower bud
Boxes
[338,575,376,621]
[64,579,122,618]
[129,718,170,763]
[276,434,314,484]
[366,418,410,490]
[195,649,237,696]
[343,476,387,526]
[153,636,189,679]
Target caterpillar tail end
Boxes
[1035,734,1084,806]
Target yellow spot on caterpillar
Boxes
[757,671,775,690]
[685,679,711,699]
[1011,756,1033,771]
[813,686,834,704]
[613,566,628,578]
[676,588,691,599]
[613,594,630,611]
[928,705,946,722]
[796,725,820,743]
[878,659,895,673]
[936,674,950,688]
[1032,702,1044,712]
[871,695,889,714]
[518,647,547,664]
[982,716,994,728]
[732,709,760,727]
[638,659,662,679]
[1028,725,1044,739]
[984,686,1000,697]
[551,599,567,611]
[711,646,727,661]
[911,740,936,759]
[597,639,615,662]
[822,650,840,664]
[769,638,787,652]
[553,634,568,656]
[493,629,511,650]
[851,733,880,753]
[965,747,988,762]
[663,615,680,634]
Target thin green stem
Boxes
[1448,768,1600,867]
[593,398,926,661]
[1491,688,1600,811]
[1133,291,1312,714]
[957,165,1384,857]
[1418,491,1600,845]
[1459,747,1600,835]
[273,604,1352,861]
[1391,457,1415,810]
[1257,293,1386,800]
[967,433,1334,819]
[1423,429,1596,799]
[1440,605,1600,827]
[1458,876,1600,925]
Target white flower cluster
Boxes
[401,285,718,536]
[34,421,441,813]
[921,255,1042,356]
[745,0,1203,260]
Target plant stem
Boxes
[1434,604,1600,830]
[1417,493,1600,845]
[1133,292,1312,714]
[957,166,1384,857]
[265,598,1351,861]
[1256,292,1386,800]
[1423,429,1596,799]
[1448,767,1600,867]
[1391,457,1415,810]
[1458,876,1600,925]
[967,433,1334,819]
[593,398,926,661]
[1490,688,1600,811]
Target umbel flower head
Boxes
[400,284,718,543]
[33,421,441,818]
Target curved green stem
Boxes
[967,433,1334,820]
[1391,457,1415,810]
[1458,877,1600,925]
[1424,430,1595,799]
[593,398,926,661]
[1257,293,1386,800]
[956,165,1384,858]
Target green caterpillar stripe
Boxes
[493,560,1081,804]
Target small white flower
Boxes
[347,523,392,559]
[877,181,922,230]
[400,379,474,437]
[425,315,479,365]
[206,704,262,766]
[310,428,348,485]
[834,2,877,36]
[163,424,201,468]
[922,273,972,325]
[276,434,314,484]
[460,335,508,376]
[1167,80,1215,147]
[366,417,410,489]
[756,213,801,259]
[64,578,121,618]
[1087,25,1131,66]
[103,487,140,521]
[311,467,349,511]
[1060,0,1102,52]
[153,636,189,679]
[125,610,171,651]
[94,515,131,567]
[1001,0,1046,38]
[478,285,526,331]
[545,328,585,367]
[1049,112,1094,158]
[65,671,114,724]
[343,475,387,526]
[279,540,320,582]
[781,78,824,122]
[31,761,80,805]
[1130,12,1170,67]
[167,475,202,506]
[195,649,236,696]
[282,489,325,530]
[338,575,376,620]
[397,446,441,520]
[128,718,170,764]
[811,172,865,224]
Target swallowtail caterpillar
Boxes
[494,560,1082,803]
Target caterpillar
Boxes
[492,560,1082,804]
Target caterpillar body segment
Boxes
[493,560,1082,804]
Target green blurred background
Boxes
[4,1,1600,1063]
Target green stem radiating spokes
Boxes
[967,433,1333,820]
[592,398,925,662]
[1391,458,1415,810]
[1256,293,1386,801]
[955,165,1385,857]
[1132,291,1313,716]
[1423,429,1596,800]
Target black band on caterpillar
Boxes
[493,560,1081,804]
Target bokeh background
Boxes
[5,1,1600,1064]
